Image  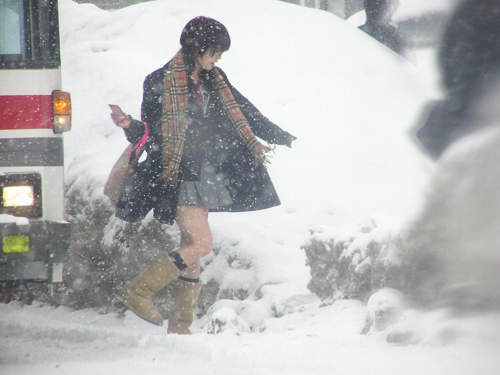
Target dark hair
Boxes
[364,0,396,23]
[180,16,231,71]
[439,0,500,105]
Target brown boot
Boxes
[167,277,202,334]
[116,254,181,326]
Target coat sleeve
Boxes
[217,69,297,146]
[123,118,145,144]
[123,65,165,144]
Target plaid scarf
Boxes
[160,51,261,188]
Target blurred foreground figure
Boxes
[359,0,405,56]
[414,0,500,160]
[405,0,500,309]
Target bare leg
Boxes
[175,205,213,279]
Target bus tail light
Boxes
[3,186,35,207]
[52,90,72,133]
[0,173,42,218]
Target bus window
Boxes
[0,0,60,69]
[0,0,24,56]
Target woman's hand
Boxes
[253,142,273,166]
[110,105,131,129]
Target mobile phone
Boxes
[109,104,126,118]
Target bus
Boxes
[0,0,71,286]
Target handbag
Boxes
[104,122,149,206]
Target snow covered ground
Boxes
[2,298,500,375]
[2,0,500,373]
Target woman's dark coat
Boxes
[115,60,295,225]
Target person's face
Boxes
[195,48,223,71]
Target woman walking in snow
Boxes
[110,16,296,334]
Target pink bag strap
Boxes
[129,122,149,164]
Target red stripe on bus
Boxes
[0,95,52,130]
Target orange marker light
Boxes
[52,90,72,133]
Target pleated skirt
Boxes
[177,161,233,209]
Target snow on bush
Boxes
[201,300,252,334]
[62,179,178,310]
[302,221,405,303]
[363,287,408,333]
